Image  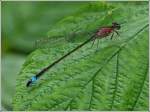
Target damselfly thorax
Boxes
[96,22,120,38]
[97,27,114,37]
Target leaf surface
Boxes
[13,2,149,111]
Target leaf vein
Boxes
[110,52,120,109]
[130,63,148,110]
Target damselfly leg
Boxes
[91,36,97,48]
[110,32,114,39]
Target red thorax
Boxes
[96,27,113,37]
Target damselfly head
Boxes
[112,22,121,30]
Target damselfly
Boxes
[27,22,123,87]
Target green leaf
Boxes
[13,2,149,111]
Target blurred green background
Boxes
[2,2,87,110]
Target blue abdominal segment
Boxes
[26,76,37,87]
[31,76,37,82]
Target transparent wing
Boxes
[34,30,95,49]
[34,36,69,49]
